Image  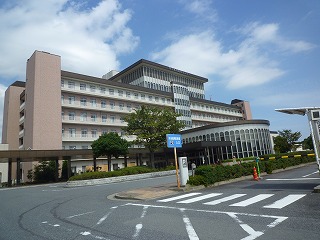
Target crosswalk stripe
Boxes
[263,194,306,209]
[203,194,247,205]
[157,193,201,202]
[177,193,223,203]
[229,194,274,207]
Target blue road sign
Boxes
[166,134,182,148]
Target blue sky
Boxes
[0,0,319,142]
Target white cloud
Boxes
[240,22,316,53]
[151,30,284,89]
[179,0,217,22]
[151,21,315,90]
[0,0,139,80]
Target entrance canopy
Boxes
[275,107,320,116]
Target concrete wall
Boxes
[25,51,62,150]
[2,86,24,149]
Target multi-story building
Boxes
[1,50,273,180]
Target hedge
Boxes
[188,155,316,186]
[68,165,175,181]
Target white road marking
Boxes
[177,193,222,203]
[132,224,143,239]
[240,224,264,240]
[204,194,247,205]
[96,206,118,225]
[302,171,319,177]
[181,209,199,240]
[263,194,306,209]
[266,178,320,181]
[230,194,274,207]
[132,206,148,239]
[158,193,201,202]
[67,211,95,219]
[126,203,288,240]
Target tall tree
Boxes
[274,129,301,153]
[91,132,129,172]
[302,135,314,150]
[123,105,185,168]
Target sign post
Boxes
[166,134,182,188]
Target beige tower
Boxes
[24,51,62,150]
[2,82,25,149]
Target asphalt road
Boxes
[1,163,320,240]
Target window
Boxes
[82,146,88,150]
[134,93,138,99]
[68,96,75,104]
[155,97,159,102]
[91,99,97,107]
[141,94,145,100]
[80,112,87,121]
[62,128,64,137]
[69,146,76,150]
[126,91,131,98]
[101,100,106,108]
[127,104,132,112]
[80,97,87,106]
[110,101,115,109]
[81,129,87,138]
[91,129,97,138]
[80,83,86,90]
[90,85,96,92]
[61,80,64,87]
[101,115,107,122]
[148,95,153,101]
[118,90,123,96]
[110,115,115,123]
[109,89,114,95]
[91,114,97,122]
[68,112,75,120]
[68,81,75,89]
[100,87,106,94]
[61,95,64,104]
[119,103,124,110]
[161,98,165,103]
[61,112,64,120]
[69,128,76,138]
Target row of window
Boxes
[62,111,124,123]
[192,113,239,121]
[62,128,125,138]
[61,80,172,103]
[121,66,205,91]
[62,95,139,111]
[191,103,241,115]
[183,128,272,159]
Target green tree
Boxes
[274,129,301,153]
[32,161,57,183]
[302,135,314,150]
[61,160,69,180]
[122,105,185,168]
[91,132,129,172]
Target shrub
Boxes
[188,155,316,186]
[69,166,160,181]
[187,175,206,186]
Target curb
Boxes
[65,170,176,187]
